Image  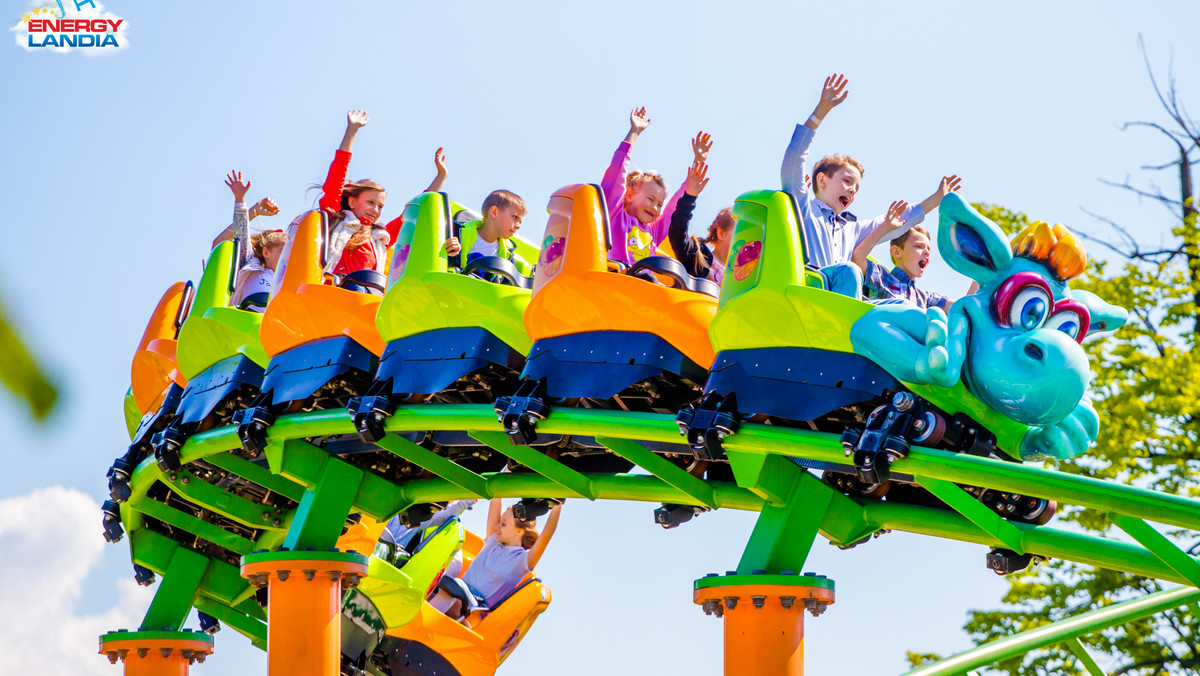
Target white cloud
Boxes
[10,1,129,56]
[0,486,153,676]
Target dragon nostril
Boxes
[1024,343,1044,361]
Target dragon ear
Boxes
[937,193,1013,285]
[1068,288,1128,335]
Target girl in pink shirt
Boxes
[600,107,713,267]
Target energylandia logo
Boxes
[11,0,128,54]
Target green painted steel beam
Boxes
[1110,513,1200,587]
[193,597,267,651]
[901,585,1200,676]
[139,546,209,632]
[171,406,1200,534]
[596,436,716,508]
[738,465,834,574]
[128,530,256,608]
[135,499,257,555]
[1066,638,1107,676]
[892,445,1200,533]
[865,500,1195,585]
[394,472,764,512]
[283,457,364,551]
[268,439,407,522]
[917,476,1026,554]
[163,468,290,532]
[470,431,596,500]
[374,434,490,498]
[204,452,308,503]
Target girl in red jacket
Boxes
[317,110,448,279]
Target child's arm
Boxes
[249,197,279,221]
[319,110,368,213]
[601,108,650,214]
[213,171,253,267]
[525,501,563,569]
[667,162,707,264]
[445,237,461,257]
[691,131,713,164]
[424,147,448,193]
[484,498,502,539]
[851,201,907,275]
[917,175,962,218]
[338,109,369,152]
[782,74,848,199]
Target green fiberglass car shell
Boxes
[377,192,535,355]
[709,189,1029,456]
[175,240,269,380]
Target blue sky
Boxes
[1,1,1198,674]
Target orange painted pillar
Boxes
[241,549,368,676]
[99,630,214,676]
[694,572,835,676]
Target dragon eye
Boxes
[1008,287,1050,331]
[1045,311,1081,340]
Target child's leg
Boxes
[821,263,863,299]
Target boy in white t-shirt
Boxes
[444,190,535,276]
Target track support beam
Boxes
[917,476,1026,554]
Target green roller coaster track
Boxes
[115,403,1200,674]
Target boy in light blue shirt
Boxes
[781,73,960,297]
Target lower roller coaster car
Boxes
[234,210,387,457]
[110,280,194,503]
[678,190,1126,528]
[495,184,718,476]
[362,529,551,676]
[152,239,272,472]
[340,518,468,674]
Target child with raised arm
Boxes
[431,498,563,620]
[852,188,962,310]
[601,109,712,266]
[212,170,286,310]
[444,189,534,276]
[781,74,960,298]
[667,161,736,284]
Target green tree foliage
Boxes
[0,294,58,421]
[909,47,1200,675]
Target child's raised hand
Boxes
[434,147,448,177]
[936,175,963,200]
[250,197,279,219]
[691,132,713,164]
[629,107,652,134]
[224,170,251,202]
[346,109,370,130]
[445,236,461,256]
[685,161,710,197]
[883,200,908,230]
[819,74,849,109]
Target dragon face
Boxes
[961,264,1092,425]
[938,195,1127,429]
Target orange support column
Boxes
[694,572,835,676]
[241,549,369,676]
[99,630,214,676]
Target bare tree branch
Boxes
[1078,208,1186,264]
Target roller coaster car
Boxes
[340,518,468,673]
[679,190,1063,525]
[364,530,551,676]
[152,240,273,472]
[234,211,387,457]
[495,184,718,462]
[348,193,535,464]
[109,281,194,502]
